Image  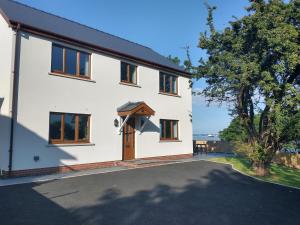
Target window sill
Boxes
[158,92,181,98]
[49,72,96,83]
[47,143,95,147]
[159,140,182,143]
[119,82,141,88]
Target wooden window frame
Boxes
[159,72,178,96]
[51,44,91,79]
[160,119,179,141]
[49,112,91,144]
[120,61,137,84]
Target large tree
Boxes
[197,0,300,175]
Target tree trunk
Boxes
[237,86,257,143]
[253,161,270,176]
[259,105,270,138]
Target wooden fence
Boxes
[193,140,233,154]
[273,152,300,169]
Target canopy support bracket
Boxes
[139,116,151,134]
[118,114,131,134]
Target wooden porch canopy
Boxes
[117,101,155,116]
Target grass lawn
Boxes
[208,157,300,189]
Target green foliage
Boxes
[219,117,248,142]
[281,110,300,144]
[167,47,194,74]
[196,0,300,170]
[219,115,260,143]
[167,55,181,66]
[167,48,194,88]
[234,140,266,163]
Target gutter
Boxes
[8,23,21,176]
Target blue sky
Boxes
[16,0,250,134]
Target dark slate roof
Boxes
[0,0,188,74]
[117,102,145,112]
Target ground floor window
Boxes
[49,112,90,144]
[160,119,178,140]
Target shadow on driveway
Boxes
[0,161,299,225]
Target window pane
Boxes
[78,115,89,141]
[160,120,164,139]
[173,121,178,139]
[121,62,128,82]
[165,120,171,139]
[165,75,171,93]
[129,64,137,84]
[64,114,76,141]
[172,76,177,94]
[79,52,89,76]
[159,73,164,92]
[51,45,63,72]
[49,113,62,140]
[65,48,77,75]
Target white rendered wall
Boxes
[0,15,13,171]
[12,32,193,171]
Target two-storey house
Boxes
[0,0,193,177]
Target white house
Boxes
[0,0,193,177]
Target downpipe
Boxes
[8,23,21,177]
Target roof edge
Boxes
[117,101,155,116]
[0,7,12,26]
[10,21,191,77]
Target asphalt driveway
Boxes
[0,161,299,225]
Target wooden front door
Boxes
[123,117,135,160]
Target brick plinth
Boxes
[1,153,193,178]
[2,161,120,178]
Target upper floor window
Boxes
[160,119,179,141]
[51,44,91,79]
[49,112,90,144]
[121,62,137,84]
[159,72,178,95]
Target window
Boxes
[49,112,90,144]
[121,62,137,84]
[160,119,179,140]
[159,72,178,95]
[51,44,91,78]
[79,52,90,76]
[65,48,77,75]
[51,45,63,72]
